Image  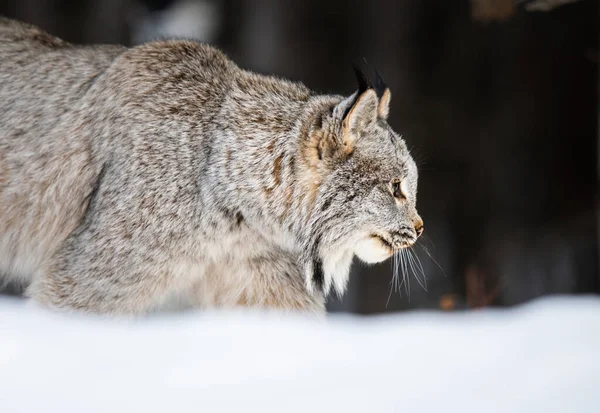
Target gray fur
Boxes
[0,18,423,315]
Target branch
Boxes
[471,0,584,22]
[518,0,582,12]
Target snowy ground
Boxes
[1,296,599,413]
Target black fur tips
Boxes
[312,257,324,292]
[344,62,376,119]
[373,68,387,99]
[311,235,325,291]
[352,63,372,95]
[351,61,387,98]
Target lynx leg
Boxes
[27,223,177,315]
[27,163,195,315]
[192,249,326,314]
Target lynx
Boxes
[0,17,423,315]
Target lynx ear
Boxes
[341,89,378,150]
[377,89,391,119]
[374,69,391,120]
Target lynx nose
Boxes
[415,221,424,238]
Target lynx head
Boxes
[300,67,423,295]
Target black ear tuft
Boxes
[373,68,387,99]
[343,62,374,120]
[352,62,372,95]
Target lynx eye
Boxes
[391,180,405,199]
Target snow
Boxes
[1,296,599,413]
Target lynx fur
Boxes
[0,17,423,315]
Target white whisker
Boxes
[400,249,410,300]
[407,248,427,292]
[386,251,397,307]
[417,243,447,278]
[412,248,427,281]
[421,234,435,248]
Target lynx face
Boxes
[345,125,423,265]
[303,69,423,293]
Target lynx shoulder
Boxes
[0,17,423,315]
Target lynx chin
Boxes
[0,17,424,315]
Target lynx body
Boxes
[0,18,423,314]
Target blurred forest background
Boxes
[0,0,597,314]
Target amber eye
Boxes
[391,180,405,199]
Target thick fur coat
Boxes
[0,17,423,315]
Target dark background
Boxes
[1,0,597,314]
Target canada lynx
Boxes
[0,17,423,315]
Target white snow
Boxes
[1,295,599,413]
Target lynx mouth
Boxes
[371,234,414,251]
[371,234,394,251]
[356,234,397,264]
